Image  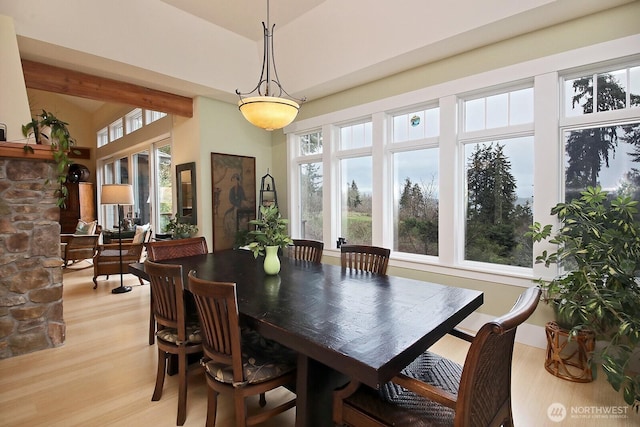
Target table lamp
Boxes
[101,184,135,294]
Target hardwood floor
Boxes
[0,263,637,426]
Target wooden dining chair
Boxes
[289,239,324,264]
[332,286,540,427]
[145,236,208,345]
[188,271,297,427]
[145,260,203,426]
[146,236,209,261]
[340,244,390,275]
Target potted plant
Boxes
[165,214,198,239]
[528,186,640,408]
[21,110,77,208]
[247,205,293,274]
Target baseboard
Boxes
[457,312,547,349]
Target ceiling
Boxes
[1,0,633,112]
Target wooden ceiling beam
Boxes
[21,60,193,118]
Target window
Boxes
[338,122,373,245]
[340,156,372,245]
[126,108,143,134]
[294,131,323,239]
[132,150,150,224]
[564,65,640,117]
[101,156,129,229]
[97,127,108,148]
[340,121,372,149]
[109,118,124,141]
[299,162,323,240]
[460,86,534,268]
[564,122,640,202]
[464,88,533,131]
[562,63,640,212]
[393,148,439,255]
[286,41,637,283]
[391,105,440,256]
[300,131,323,155]
[97,108,168,146]
[464,138,534,267]
[156,144,172,232]
[146,110,167,124]
[393,108,440,142]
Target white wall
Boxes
[0,15,31,142]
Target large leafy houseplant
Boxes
[247,205,293,258]
[21,110,77,207]
[528,186,640,408]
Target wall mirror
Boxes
[176,162,197,225]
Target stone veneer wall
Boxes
[0,156,65,358]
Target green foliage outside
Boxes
[397,177,438,255]
[466,143,533,267]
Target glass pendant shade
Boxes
[236,0,304,131]
[238,96,299,131]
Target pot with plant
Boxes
[21,110,78,208]
[527,186,640,409]
[165,214,198,239]
[247,205,293,275]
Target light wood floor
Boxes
[1,263,637,427]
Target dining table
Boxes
[130,249,483,427]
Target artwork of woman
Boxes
[211,153,256,251]
[228,173,245,211]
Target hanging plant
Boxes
[21,110,78,208]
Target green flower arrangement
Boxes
[246,205,293,258]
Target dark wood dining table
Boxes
[130,249,483,427]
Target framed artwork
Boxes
[211,153,256,251]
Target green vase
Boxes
[263,245,281,275]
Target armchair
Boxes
[92,225,151,289]
[60,234,100,268]
[60,219,100,268]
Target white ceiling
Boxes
[0,0,633,111]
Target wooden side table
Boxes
[544,321,595,382]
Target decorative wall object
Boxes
[211,153,256,251]
[176,162,197,225]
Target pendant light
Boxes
[236,0,305,131]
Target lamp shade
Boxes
[101,184,134,205]
[238,96,299,131]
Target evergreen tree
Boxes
[466,143,520,264]
[566,73,640,195]
[347,180,362,208]
[467,143,516,225]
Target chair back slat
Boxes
[144,261,185,333]
[188,272,243,380]
[147,237,208,261]
[341,244,390,275]
[455,286,540,426]
[290,239,324,264]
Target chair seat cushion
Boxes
[99,249,123,257]
[156,323,202,345]
[344,352,461,427]
[204,328,296,386]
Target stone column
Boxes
[0,157,65,358]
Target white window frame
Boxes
[108,118,124,142]
[285,35,640,288]
[125,108,143,134]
